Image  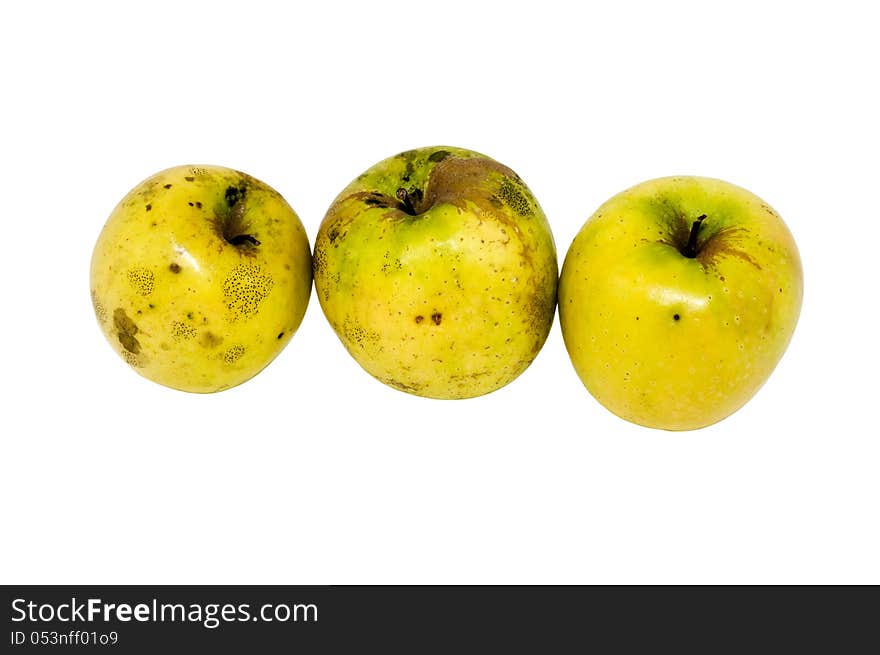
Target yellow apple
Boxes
[559,176,803,430]
[313,146,558,399]
[90,165,312,393]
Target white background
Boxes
[1,1,877,584]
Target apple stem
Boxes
[682,214,707,258]
[396,188,418,216]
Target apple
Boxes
[559,176,803,430]
[90,164,312,393]
[313,146,558,399]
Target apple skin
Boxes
[313,146,558,399]
[90,165,312,393]
[559,176,803,430]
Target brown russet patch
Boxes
[698,227,762,270]
[419,156,517,214]
[113,308,141,354]
[199,331,224,349]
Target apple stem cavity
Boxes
[228,233,260,247]
[681,214,707,258]
[396,188,418,216]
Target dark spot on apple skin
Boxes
[673,314,680,321]
[164,183,172,189]
[223,344,246,364]
[277,331,284,339]
[364,196,389,208]
[145,204,152,211]
[184,176,195,182]
[415,315,424,324]
[113,307,141,354]
[431,312,442,325]
[496,178,533,216]
[402,159,415,182]
[127,267,155,296]
[200,331,224,349]
[379,377,424,393]
[223,263,274,322]
[428,150,451,163]
[169,262,181,273]
[225,185,247,207]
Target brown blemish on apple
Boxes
[524,277,557,344]
[145,204,152,212]
[698,227,762,270]
[200,331,223,349]
[223,263,274,322]
[431,312,442,325]
[361,192,393,208]
[171,321,196,341]
[223,344,246,364]
[419,156,517,213]
[127,267,154,297]
[379,376,424,393]
[113,308,141,355]
[496,178,533,217]
[414,315,424,324]
[341,317,380,350]
[312,242,330,300]
[760,203,780,219]
[380,251,402,274]
[91,290,107,324]
[401,159,415,182]
[449,369,492,382]
[121,350,144,368]
[169,262,181,273]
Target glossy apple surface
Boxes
[90,164,312,392]
[559,176,803,430]
[313,146,558,399]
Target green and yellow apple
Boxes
[90,164,312,393]
[559,176,803,430]
[313,146,558,399]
